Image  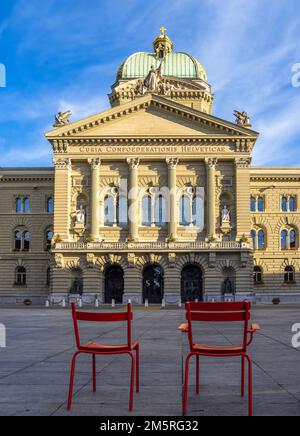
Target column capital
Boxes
[166,158,179,170]
[205,158,218,169]
[235,157,252,168]
[88,158,101,170]
[127,158,140,170]
[53,158,72,170]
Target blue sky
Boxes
[0,0,300,167]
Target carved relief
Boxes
[54,158,71,170]
[166,158,179,170]
[127,158,140,170]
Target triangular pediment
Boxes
[45,94,259,140]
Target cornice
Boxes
[250,176,300,183]
[0,175,54,183]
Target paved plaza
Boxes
[0,305,299,416]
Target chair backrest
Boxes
[186,301,251,352]
[71,303,133,350]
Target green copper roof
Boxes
[117,52,208,82]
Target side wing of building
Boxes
[250,167,300,303]
[0,168,54,304]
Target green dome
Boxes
[117,52,208,82]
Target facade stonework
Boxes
[0,31,299,304]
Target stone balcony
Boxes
[53,241,250,253]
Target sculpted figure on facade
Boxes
[233,110,251,128]
[222,205,231,224]
[53,111,72,127]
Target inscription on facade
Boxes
[78,145,229,155]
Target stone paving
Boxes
[0,305,299,416]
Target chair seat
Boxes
[193,343,244,355]
[80,341,139,353]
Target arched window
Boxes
[284,266,295,283]
[23,198,30,213]
[251,230,256,250]
[46,267,51,287]
[257,197,264,212]
[23,231,30,251]
[180,196,190,226]
[14,230,30,251]
[142,195,152,226]
[15,267,26,286]
[254,266,263,284]
[257,229,265,250]
[104,195,115,227]
[250,197,256,212]
[281,230,288,250]
[16,198,22,213]
[118,195,128,227]
[45,230,54,251]
[290,230,297,249]
[192,195,204,228]
[47,197,54,213]
[15,231,22,251]
[282,197,288,212]
[289,197,296,212]
[156,195,167,226]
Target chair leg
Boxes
[183,353,192,416]
[67,352,80,411]
[241,355,245,398]
[92,354,96,393]
[128,352,135,412]
[196,354,200,395]
[245,355,253,417]
[135,345,140,393]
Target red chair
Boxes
[68,302,140,412]
[182,301,260,417]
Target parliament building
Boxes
[0,30,300,305]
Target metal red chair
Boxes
[68,302,140,412]
[182,301,260,417]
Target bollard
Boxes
[145,299,149,308]
[112,299,116,308]
[95,298,99,308]
[62,299,66,308]
[45,300,50,308]
[178,300,182,308]
[161,298,166,308]
[78,298,83,308]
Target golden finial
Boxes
[160,26,167,36]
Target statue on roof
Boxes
[54,111,72,127]
[144,63,163,92]
[233,110,251,128]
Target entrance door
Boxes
[181,265,203,302]
[143,265,164,304]
[105,266,124,304]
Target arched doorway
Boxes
[105,265,124,304]
[143,265,164,304]
[181,265,203,302]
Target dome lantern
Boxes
[152,27,174,60]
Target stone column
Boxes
[53,158,72,241]
[88,159,101,241]
[127,158,140,241]
[167,158,179,239]
[205,158,218,239]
